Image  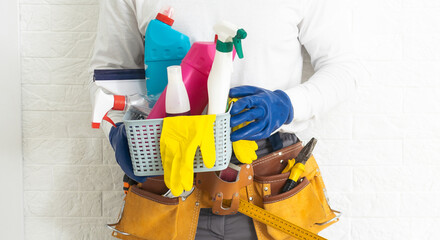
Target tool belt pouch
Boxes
[251,142,340,239]
[196,164,254,215]
[108,177,200,240]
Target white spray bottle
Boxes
[207,21,247,115]
[91,88,151,129]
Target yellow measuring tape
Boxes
[238,199,327,240]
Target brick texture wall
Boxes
[21,0,123,239]
[20,0,440,239]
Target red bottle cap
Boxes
[156,13,174,26]
[112,95,126,111]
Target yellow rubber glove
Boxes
[229,98,258,164]
[232,136,258,164]
[160,115,217,196]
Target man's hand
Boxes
[109,122,147,183]
[229,85,294,142]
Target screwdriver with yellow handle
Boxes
[281,138,318,193]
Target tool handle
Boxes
[281,179,298,193]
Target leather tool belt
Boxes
[109,141,340,240]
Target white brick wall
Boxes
[20,1,121,239]
[20,0,440,239]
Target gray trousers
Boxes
[195,208,258,240]
[195,132,299,240]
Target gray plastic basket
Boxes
[123,111,232,176]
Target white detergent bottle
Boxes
[207,21,247,115]
[165,66,191,116]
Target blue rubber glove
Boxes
[109,122,147,183]
[229,86,294,142]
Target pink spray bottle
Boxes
[147,40,236,119]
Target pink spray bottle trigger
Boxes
[156,7,175,26]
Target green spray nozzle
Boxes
[233,29,247,59]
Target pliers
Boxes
[281,138,318,193]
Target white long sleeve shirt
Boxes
[90,0,364,136]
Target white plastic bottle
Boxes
[207,21,247,115]
[91,88,152,128]
[165,66,191,116]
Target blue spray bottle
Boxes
[144,7,191,107]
